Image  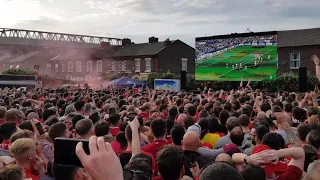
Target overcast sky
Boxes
[1,0,320,46]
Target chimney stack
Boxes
[165,38,171,46]
[149,36,159,43]
[122,38,132,46]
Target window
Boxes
[96,60,102,72]
[111,61,116,72]
[120,61,126,71]
[135,59,140,72]
[55,64,59,72]
[87,61,92,72]
[290,53,300,69]
[68,62,73,72]
[46,63,51,71]
[61,63,65,72]
[182,58,188,71]
[76,61,82,72]
[145,58,151,72]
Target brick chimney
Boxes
[149,36,159,43]
[122,38,132,46]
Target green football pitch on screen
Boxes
[195,45,277,81]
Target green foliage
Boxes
[2,69,34,75]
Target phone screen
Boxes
[54,138,89,167]
[35,122,45,135]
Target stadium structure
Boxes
[0,28,122,76]
[195,31,278,81]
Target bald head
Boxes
[182,131,200,151]
[215,153,233,165]
[256,111,267,119]
[176,113,187,125]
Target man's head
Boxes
[109,113,120,126]
[241,164,266,180]
[84,103,92,115]
[49,122,70,143]
[0,122,17,141]
[199,161,244,180]
[42,109,57,122]
[0,165,24,180]
[260,103,271,112]
[74,100,85,113]
[6,109,22,123]
[94,121,110,137]
[9,138,37,164]
[187,105,197,117]
[251,125,269,145]
[262,132,285,150]
[170,124,185,146]
[182,131,200,151]
[10,130,33,143]
[157,145,184,180]
[307,129,320,150]
[123,157,153,180]
[72,115,85,128]
[219,110,230,125]
[230,126,244,146]
[75,119,94,139]
[26,112,39,121]
[0,106,7,120]
[307,107,319,118]
[176,113,187,126]
[168,106,178,118]
[226,116,240,132]
[160,104,168,116]
[183,116,195,130]
[151,119,166,139]
[239,114,250,128]
[297,124,311,142]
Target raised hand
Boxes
[312,55,320,66]
[76,136,123,180]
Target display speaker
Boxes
[299,67,308,93]
[180,71,187,90]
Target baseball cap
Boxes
[252,145,287,175]
[187,124,201,136]
[223,144,241,156]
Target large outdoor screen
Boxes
[195,32,277,81]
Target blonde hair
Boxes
[308,115,319,124]
[9,138,36,160]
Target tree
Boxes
[2,69,34,75]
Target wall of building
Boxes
[278,45,320,75]
[156,40,195,74]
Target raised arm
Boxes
[312,55,320,81]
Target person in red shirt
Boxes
[0,122,17,150]
[159,104,168,119]
[9,138,45,180]
[141,119,170,159]
[109,113,121,137]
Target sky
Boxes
[1,0,320,46]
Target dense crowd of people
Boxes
[0,56,319,180]
[196,35,277,58]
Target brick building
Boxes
[277,28,320,74]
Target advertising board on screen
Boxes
[195,31,278,81]
[154,79,181,91]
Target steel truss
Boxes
[0,28,122,45]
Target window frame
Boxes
[87,61,92,72]
[96,60,103,73]
[68,62,73,72]
[55,64,59,72]
[181,58,188,71]
[135,59,141,72]
[46,63,52,72]
[290,53,300,69]
[145,58,151,73]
